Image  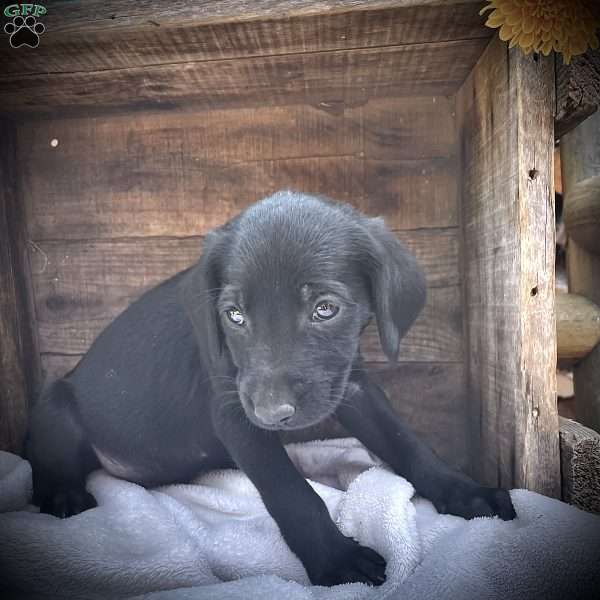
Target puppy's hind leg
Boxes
[26,379,99,517]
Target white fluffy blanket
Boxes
[1,438,599,600]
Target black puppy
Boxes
[27,191,516,587]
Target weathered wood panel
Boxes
[40,353,81,384]
[0,3,488,76]
[0,120,41,454]
[556,47,600,138]
[6,0,483,36]
[370,362,468,471]
[560,417,600,514]
[1,38,488,113]
[457,39,559,496]
[30,228,461,361]
[20,98,457,240]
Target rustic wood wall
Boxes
[0,120,41,454]
[18,95,467,469]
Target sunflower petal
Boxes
[541,39,554,55]
[520,31,534,47]
[479,2,495,16]
[506,11,523,27]
[541,19,554,33]
[522,17,536,35]
[499,23,514,41]
[486,10,505,28]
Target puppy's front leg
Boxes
[212,398,386,586]
[337,371,516,521]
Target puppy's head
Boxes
[184,191,425,430]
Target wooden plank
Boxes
[369,362,468,470]
[554,3,600,137]
[0,120,41,454]
[556,48,600,139]
[5,1,483,36]
[23,155,456,239]
[20,98,457,240]
[40,353,81,383]
[359,96,456,161]
[560,417,600,514]
[30,228,460,360]
[556,292,600,363]
[457,38,560,496]
[0,38,488,113]
[0,3,488,76]
[363,158,458,229]
[561,109,600,202]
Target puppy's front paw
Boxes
[309,536,386,587]
[39,488,97,518]
[433,479,516,521]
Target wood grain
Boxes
[14,0,483,35]
[556,47,600,138]
[560,417,600,514]
[369,362,468,470]
[0,38,488,113]
[0,120,41,454]
[0,3,488,76]
[40,353,81,384]
[20,98,457,240]
[30,228,461,360]
[457,39,559,496]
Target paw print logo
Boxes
[4,15,45,48]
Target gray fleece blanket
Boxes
[1,438,599,600]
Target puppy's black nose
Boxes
[254,403,296,426]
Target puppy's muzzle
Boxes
[254,403,296,426]
[240,375,299,427]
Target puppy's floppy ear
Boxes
[363,217,426,363]
[180,229,228,371]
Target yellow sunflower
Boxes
[481,0,599,64]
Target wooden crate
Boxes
[0,0,559,497]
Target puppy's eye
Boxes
[312,301,339,321]
[226,308,245,326]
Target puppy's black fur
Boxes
[27,191,516,587]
